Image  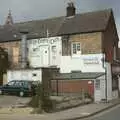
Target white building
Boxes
[28,37,62,68]
[0,4,118,102]
[28,37,105,73]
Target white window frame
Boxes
[71,42,81,56]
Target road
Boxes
[83,105,120,120]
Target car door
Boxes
[13,81,23,95]
[3,81,16,94]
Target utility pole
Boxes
[20,30,29,69]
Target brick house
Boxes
[0,2,119,102]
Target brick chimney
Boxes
[66,2,76,17]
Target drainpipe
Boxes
[102,53,107,102]
[105,63,107,103]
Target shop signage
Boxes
[30,37,61,45]
[83,55,101,64]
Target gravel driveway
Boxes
[0,95,31,108]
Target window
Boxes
[72,42,81,55]
[32,73,37,77]
[52,46,57,60]
[14,81,24,86]
[95,80,100,90]
[7,81,15,86]
[52,46,57,53]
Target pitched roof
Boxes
[0,9,112,42]
[52,72,104,80]
[58,9,111,35]
[15,16,65,39]
[0,25,21,42]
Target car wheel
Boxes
[0,90,2,95]
[19,91,24,97]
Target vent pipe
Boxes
[20,30,28,69]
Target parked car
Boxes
[0,80,39,97]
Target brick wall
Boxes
[51,79,94,96]
[69,32,102,54]
[102,13,119,62]
[0,41,20,68]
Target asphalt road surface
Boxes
[83,104,120,120]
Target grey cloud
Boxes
[0,0,67,24]
[0,0,120,38]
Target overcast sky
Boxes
[0,0,120,37]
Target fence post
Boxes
[82,89,85,102]
[56,79,58,96]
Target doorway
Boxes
[39,45,49,66]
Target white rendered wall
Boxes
[7,69,42,82]
[118,76,120,92]
[28,37,62,68]
[94,75,105,102]
[60,54,105,73]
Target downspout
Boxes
[102,31,108,102]
[102,53,107,102]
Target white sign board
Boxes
[82,54,103,65]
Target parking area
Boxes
[0,95,31,108]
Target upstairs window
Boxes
[72,42,81,55]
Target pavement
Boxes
[0,98,120,120]
[87,104,120,120]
